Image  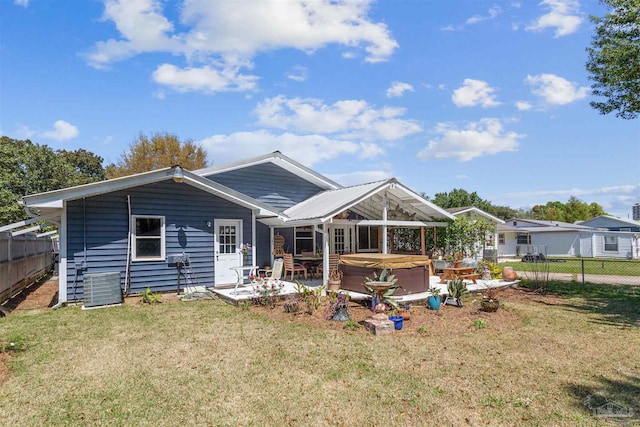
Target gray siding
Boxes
[66,180,255,300]
[205,163,324,210]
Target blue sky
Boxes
[1,0,639,218]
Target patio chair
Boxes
[283,253,307,280]
[258,258,284,281]
[315,254,340,279]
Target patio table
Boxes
[230,265,258,295]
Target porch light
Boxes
[173,166,184,183]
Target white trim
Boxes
[131,215,166,261]
[59,202,68,304]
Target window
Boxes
[132,216,165,261]
[604,236,618,251]
[498,233,505,245]
[358,226,379,252]
[295,226,314,255]
[516,234,530,245]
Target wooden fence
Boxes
[0,231,55,304]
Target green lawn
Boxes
[0,281,638,426]
[500,258,640,276]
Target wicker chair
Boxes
[283,253,307,280]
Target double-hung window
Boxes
[516,234,530,245]
[498,233,505,245]
[604,236,618,252]
[132,215,165,261]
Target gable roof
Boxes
[498,218,595,233]
[22,166,282,218]
[194,151,342,191]
[445,206,504,224]
[577,215,640,228]
[262,178,455,226]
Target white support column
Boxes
[322,224,330,285]
[58,202,68,303]
[269,227,275,265]
[382,194,388,254]
[251,210,257,265]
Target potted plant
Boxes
[480,287,500,312]
[445,279,468,307]
[363,266,402,313]
[327,268,342,292]
[427,287,441,310]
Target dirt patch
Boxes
[2,276,59,313]
[245,287,546,336]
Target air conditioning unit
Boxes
[83,272,122,309]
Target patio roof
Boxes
[259,178,454,227]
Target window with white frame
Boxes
[498,233,505,245]
[604,235,618,251]
[294,226,314,255]
[358,226,379,252]
[132,216,165,261]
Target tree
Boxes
[429,188,519,220]
[106,132,208,178]
[57,148,105,184]
[529,197,606,222]
[0,137,106,225]
[586,0,640,119]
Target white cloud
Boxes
[526,0,583,37]
[452,79,501,108]
[151,63,258,93]
[285,65,308,82]
[515,101,532,111]
[526,73,588,105]
[466,6,502,24]
[86,0,398,92]
[14,0,29,7]
[197,130,359,167]
[417,118,523,162]
[40,120,79,141]
[386,81,414,98]
[253,95,422,141]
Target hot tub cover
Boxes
[339,253,431,269]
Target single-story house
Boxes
[21,151,455,304]
[497,218,639,259]
[576,215,640,233]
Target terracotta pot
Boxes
[502,266,517,281]
[328,280,341,291]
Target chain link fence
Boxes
[498,256,640,287]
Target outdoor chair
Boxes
[315,254,340,279]
[258,258,284,281]
[283,253,307,280]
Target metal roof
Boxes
[446,206,505,224]
[278,179,455,224]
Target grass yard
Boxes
[0,281,638,426]
[500,258,640,276]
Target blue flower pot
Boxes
[389,315,404,330]
[427,296,441,310]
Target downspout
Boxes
[124,195,132,295]
[382,193,388,254]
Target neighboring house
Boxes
[497,218,639,259]
[445,206,504,259]
[576,215,640,233]
[21,151,454,304]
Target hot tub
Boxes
[339,253,431,296]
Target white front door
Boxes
[214,219,243,286]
